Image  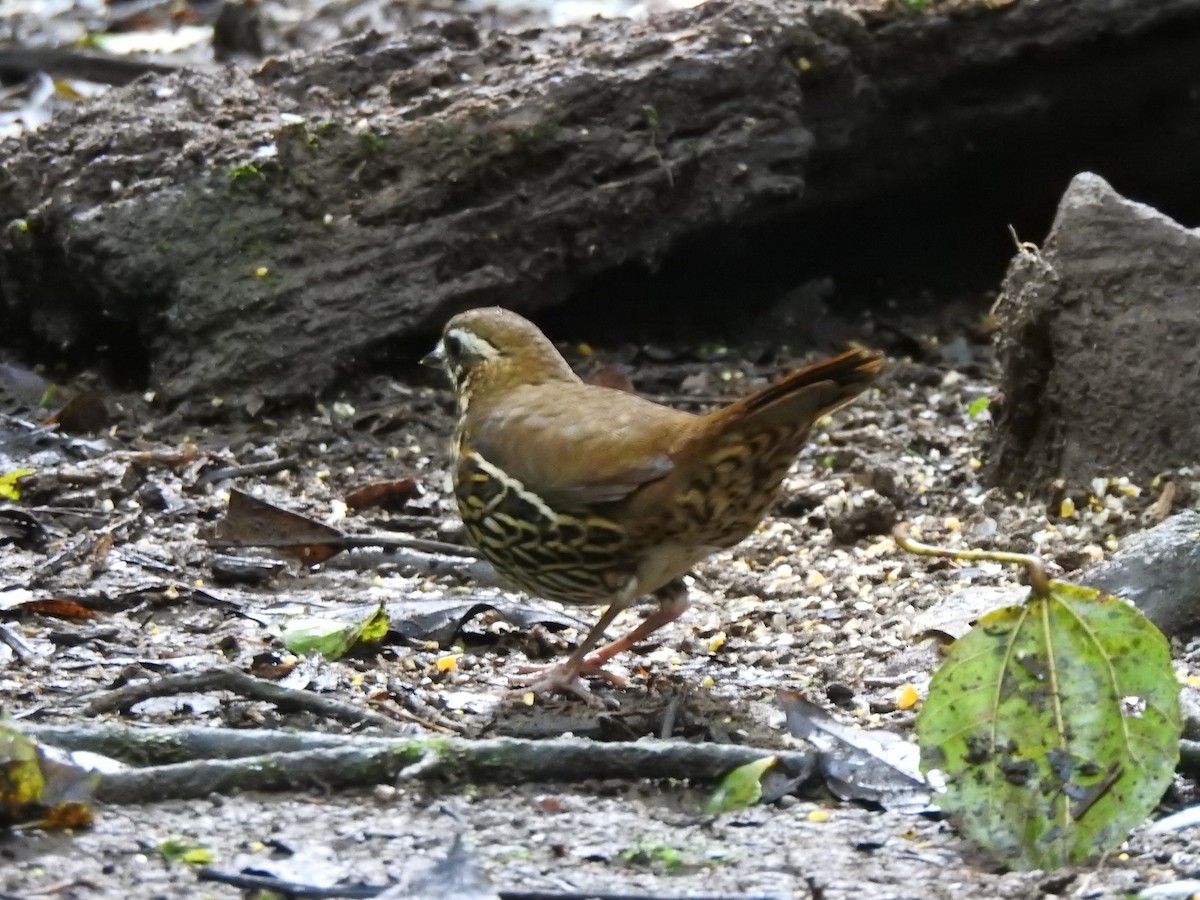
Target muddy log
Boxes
[2,0,1200,409]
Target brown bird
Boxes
[424,307,884,701]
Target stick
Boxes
[76,666,405,731]
[20,723,816,804]
[196,866,781,900]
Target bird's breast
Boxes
[452,448,632,605]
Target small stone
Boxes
[827,490,898,543]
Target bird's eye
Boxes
[444,332,465,359]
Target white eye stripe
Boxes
[445,328,499,360]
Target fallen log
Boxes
[3,0,1200,409]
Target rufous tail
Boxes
[714,348,885,431]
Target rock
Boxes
[989,172,1200,494]
[826,489,897,543]
[1083,510,1200,638]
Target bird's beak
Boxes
[420,342,445,370]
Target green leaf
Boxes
[280,605,389,660]
[159,837,215,865]
[967,397,990,418]
[916,581,1181,869]
[280,617,354,659]
[0,725,97,830]
[618,843,684,873]
[0,725,45,809]
[705,755,776,814]
[358,606,390,643]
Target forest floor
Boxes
[2,0,1198,897]
[2,299,1198,899]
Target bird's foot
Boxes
[508,657,627,707]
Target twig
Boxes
[893,523,1051,597]
[21,723,815,804]
[210,488,485,564]
[0,623,40,665]
[31,514,136,586]
[207,532,485,561]
[25,506,119,518]
[76,666,406,731]
[331,546,499,585]
[386,680,471,733]
[20,723,367,762]
[96,736,811,802]
[198,869,378,899]
[366,514,445,530]
[1150,480,1178,521]
[397,748,446,780]
[193,457,299,489]
[31,533,98,584]
[659,692,686,740]
[114,549,182,576]
[196,867,779,900]
[318,534,483,558]
[0,47,177,85]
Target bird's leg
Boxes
[581,579,690,670]
[509,580,690,704]
[510,600,630,703]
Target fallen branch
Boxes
[21,722,815,803]
[76,666,405,731]
[198,864,780,900]
[21,722,369,763]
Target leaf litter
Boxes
[2,323,1200,897]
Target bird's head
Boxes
[422,307,578,412]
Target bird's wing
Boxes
[463,385,693,508]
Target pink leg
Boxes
[582,580,690,668]
[510,580,690,704]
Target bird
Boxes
[423,306,885,702]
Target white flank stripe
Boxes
[469,451,559,523]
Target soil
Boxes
[2,303,1199,899]
[4,1,1200,898]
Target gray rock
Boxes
[989,172,1200,494]
[1084,510,1200,638]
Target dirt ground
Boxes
[3,0,1200,897]
[3,299,1199,899]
